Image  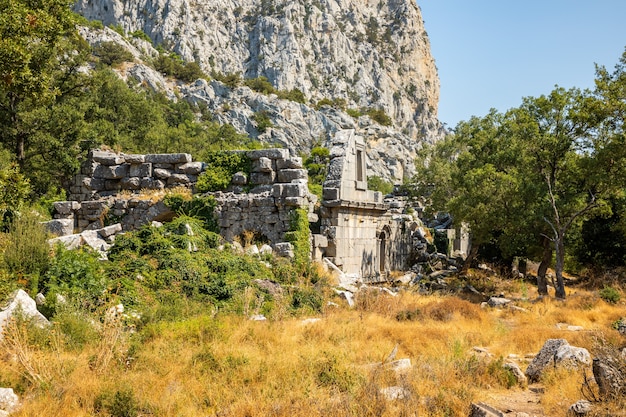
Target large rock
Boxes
[526,339,590,382]
[593,357,625,399]
[0,388,19,415]
[0,290,49,339]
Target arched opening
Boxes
[379,231,387,274]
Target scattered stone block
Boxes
[277,168,307,183]
[93,164,129,179]
[44,219,74,236]
[176,161,203,175]
[0,290,50,339]
[123,154,145,164]
[0,388,19,415]
[469,402,505,417]
[91,150,125,165]
[380,386,410,401]
[568,400,592,416]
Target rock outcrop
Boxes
[73,0,446,182]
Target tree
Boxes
[0,0,91,194]
[511,87,614,298]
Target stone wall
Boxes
[55,148,316,248]
[69,150,203,201]
[212,149,316,244]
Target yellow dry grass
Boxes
[2,283,625,417]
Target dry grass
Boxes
[3,282,625,417]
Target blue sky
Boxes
[417,1,626,128]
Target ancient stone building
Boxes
[316,130,416,281]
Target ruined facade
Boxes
[316,130,416,281]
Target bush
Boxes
[285,208,311,271]
[365,108,392,126]
[252,110,273,133]
[277,88,306,103]
[0,164,31,228]
[600,286,621,304]
[94,388,139,417]
[163,194,219,233]
[212,71,241,88]
[44,246,107,311]
[93,41,134,66]
[196,151,251,193]
[346,108,361,118]
[130,30,151,43]
[367,176,393,195]
[2,213,50,289]
[244,76,275,94]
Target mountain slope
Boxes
[74,0,445,181]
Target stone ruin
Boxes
[48,129,470,282]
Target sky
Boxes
[417,1,626,129]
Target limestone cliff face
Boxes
[75,0,440,139]
[74,0,444,181]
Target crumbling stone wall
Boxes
[69,150,203,201]
[55,149,315,247]
[212,149,316,244]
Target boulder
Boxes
[43,218,74,236]
[526,339,590,382]
[487,297,511,307]
[0,290,49,339]
[379,386,410,401]
[593,357,625,398]
[503,361,528,388]
[0,388,19,415]
[555,344,591,369]
[568,400,592,416]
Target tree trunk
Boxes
[554,233,566,299]
[461,244,479,275]
[536,236,552,296]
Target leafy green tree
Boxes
[0,0,84,166]
[0,0,94,194]
[511,87,616,298]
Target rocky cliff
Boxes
[74,0,444,182]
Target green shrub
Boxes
[304,146,330,187]
[285,208,311,271]
[44,246,107,311]
[108,24,125,36]
[130,29,151,43]
[53,305,99,350]
[163,195,219,233]
[94,388,139,417]
[212,71,241,88]
[367,176,393,195]
[365,107,392,126]
[177,61,205,82]
[346,108,361,118]
[196,151,251,193]
[290,286,323,313]
[244,76,275,94]
[277,88,306,103]
[3,213,49,289]
[93,41,134,66]
[0,164,31,228]
[252,110,273,133]
[599,286,621,304]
